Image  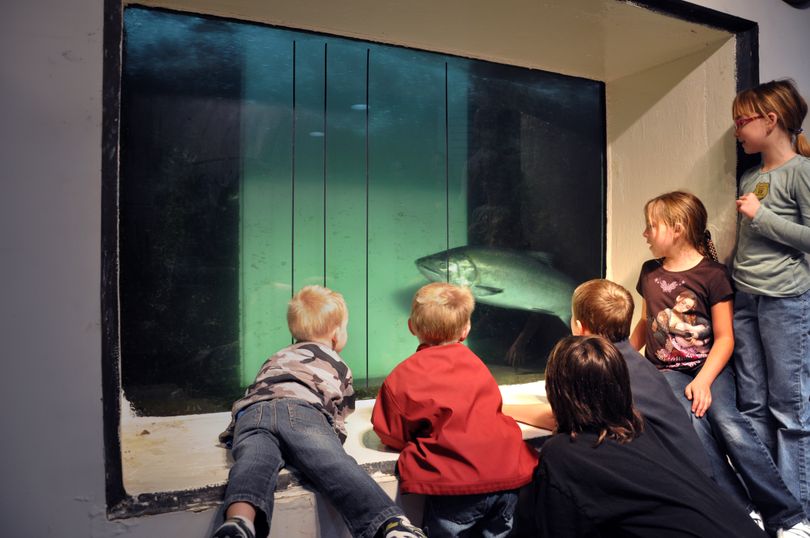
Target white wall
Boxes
[2,1,810,537]
[690,0,810,102]
[606,38,738,295]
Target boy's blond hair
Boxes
[287,285,347,342]
[410,282,474,345]
[572,279,634,343]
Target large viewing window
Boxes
[103,0,754,521]
[119,6,605,416]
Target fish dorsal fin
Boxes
[472,285,503,297]
[525,251,554,266]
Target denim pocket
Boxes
[428,494,482,526]
[288,401,333,436]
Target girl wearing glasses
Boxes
[732,79,810,526]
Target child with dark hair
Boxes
[535,335,766,538]
[504,278,713,479]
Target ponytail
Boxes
[703,230,718,262]
[795,130,810,157]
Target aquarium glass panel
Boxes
[119,6,604,414]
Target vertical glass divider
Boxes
[291,40,297,345]
[365,48,370,388]
[323,42,328,287]
[445,62,450,281]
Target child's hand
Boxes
[736,193,761,220]
[684,379,712,418]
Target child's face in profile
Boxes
[333,316,349,352]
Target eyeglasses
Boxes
[734,115,763,130]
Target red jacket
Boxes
[371,343,539,495]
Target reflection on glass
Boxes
[119,7,604,415]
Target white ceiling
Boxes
[128,0,734,82]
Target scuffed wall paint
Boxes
[689,0,810,107]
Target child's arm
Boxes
[502,402,556,431]
[739,176,810,253]
[630,302,648,351]
[683,299,734,418]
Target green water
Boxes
[119,7,604,415]
[240,36,468,385]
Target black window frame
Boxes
[101,0,758,518]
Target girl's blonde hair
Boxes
[733,79,810,157]
[287,285,347,342]
[410,282,474,345]
[644,191,718,261]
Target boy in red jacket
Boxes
[371,282,539,538]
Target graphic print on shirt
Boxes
[753,182,769,200]
[651,278,711,368]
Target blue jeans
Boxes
[422,489,518,538]
[734,289,810,519]
[223,399,404,538]
[662,367,804,531]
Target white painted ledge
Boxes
[121,381,549,496]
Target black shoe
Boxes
[212,517,255,538]
[381,516,427,538]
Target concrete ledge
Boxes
[118,382,549,520]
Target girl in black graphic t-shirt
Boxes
[630,191,807,535]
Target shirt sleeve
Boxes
[750,168,810,253]
[371,382,409,451]
[706,264,734,305]
[636,262,648,296]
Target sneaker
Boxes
[749,510,765,531]
[778,520,810,538]
[213,517,256,538]
[381,515,427,538]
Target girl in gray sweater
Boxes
[732,79,810,534]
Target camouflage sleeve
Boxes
[339,366,356,417]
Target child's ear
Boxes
[458,320,472,342]
[407,318,416,336]
[330,326,340,348]
[571,319,585,336]
[765,111,779,135]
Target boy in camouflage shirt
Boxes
[214,286,425,538]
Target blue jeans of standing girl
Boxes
[223,398,404,538]
[734,289,810,519]
[662,367,805,531]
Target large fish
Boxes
[415,246,576,324]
